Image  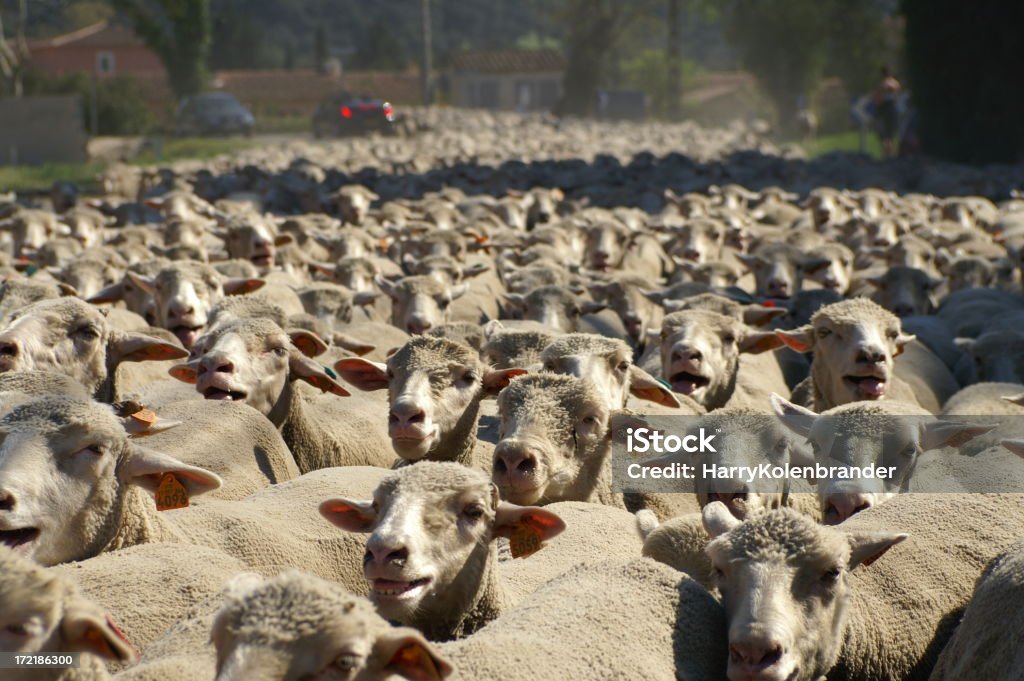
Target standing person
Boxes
[873,65,902,158]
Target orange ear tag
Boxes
[509,524,544,559]
[130,408,157,426]
[155,473,189,511]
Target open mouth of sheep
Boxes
[670,371,710,394]
[372,577,431,598]
[843,375,887,397]
[203,387,247,401]
[251,254,273,267]
[171,324,203,346]
[0,527,39,550]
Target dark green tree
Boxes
[903,0,1024,163]
[349,19,407,71]
[314,26,328,73]
[112,0,211,98]
[720,0,831,131]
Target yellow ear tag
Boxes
[509,524,544,559]
[155,473,189,511]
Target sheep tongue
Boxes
[672,379,699,395]
[858,377,886,397]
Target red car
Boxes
[312,93,396,138]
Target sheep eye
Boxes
[712,567,725,581]
[272,346,288,356]
[437,298,450,309]
[581,415,598,426]
[543,362,555,371]
[616,361,630,372]
[722,334,736,344]
[385,368,395,380]
[817,328,832,339]
[75,326,100,340]
[333,653,360,671]
[455,370,477,386]
[4,623,28,636]
[463,504,485,520]
[821,567,841,584]
[886,329,899,339]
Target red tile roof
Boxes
[28,21,146,50]
[451,49,565,74]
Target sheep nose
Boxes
[823,493,873,525]
[168,300,195,319]
[766,278,790,296]
[365,538,408,567]
[682,247,701,261]
[891,303,915,318]
[873,237,893,247]
[672,347,702,363]
[199,354,234,375]
[0,489,14,511]
[0,337,19,358]
[406,318,432,335]
[493,443,538,490]
[729,637,784,670]
[857,347,886,364]
[389,401,426,427]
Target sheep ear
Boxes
[375,274,401,300]
[108,331,189,364]
[628,366,682,407]
[641,289,666,304]
[274,233,294,247]
[801,257,831,275]
[893,333,915,356]
[121,445,223,497]
[953,337,975,353]
[125,271,156,295]
[702,501,741,538]
[739,330,785,354]
[450,283,469,300]
[775,326,814,353]
[168,362,198,384]
[332,333,375,356]
[920,420,995,451]
[334,357,389,391]
[494,502,566,542]
[770,393,817,438]
[1001,438,1024,457]
[223,278,265,295]
[864,274,885,289]
[375,628,453,681]
[289,354,350,396]
[1001,393,1024,407]
[62,603,137,663]
[580,301,607,314]
[462,262,490,279]
[482,319,505,339]
[742,304,787,327]
[319,498,377,532]
[353,290,382,307]
[482,368,527,396]
[87,282,125,304]
[288,329,328,358]
[846,531,907,569]
[735,253,764,271]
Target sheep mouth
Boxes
[669,371,710,395]
[843,374,887,398]
[371,577,431,599]
[171,325,203,348]
[250,253,273,267]
[0,527,39,551]
[203,387,248,402]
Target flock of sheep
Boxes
[1,107,1024,681]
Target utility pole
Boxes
[420,0,433,105]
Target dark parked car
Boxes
[312,93,395,138]
[175,92,255,136]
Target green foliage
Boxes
[620,49,700,118]
[23,70,154,135]
[313,26,328,73]
[210,1,277,69]
[348,19,408,71]
[112,0,211,98]
[903,0,1024,164]
[824,2,890,96]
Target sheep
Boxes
[954,330,1024,383]
[503,284,598,334]
[703,492,1024,681]
[737,242,805,299]
[928,541,1024,681]
[168,317,395,472]
[0,394,223,565]
[801,243,854,294]
[491,372,700,520]
[127,261,265,348]
[0,546,137,681]
[320,461,567,640]
[776,297,921,411]
[480,321,556,370]
[375,274,467,335]
[0,297,188,403]
[655,308,785,410]
[0,278,77,321]
[334,335,525,467]
[128,559,726,681]
[212,212,291,273]
[770,394,993,522]
[868,265,943,318]
[426,321,486,352]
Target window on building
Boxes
[96,51,115,75]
